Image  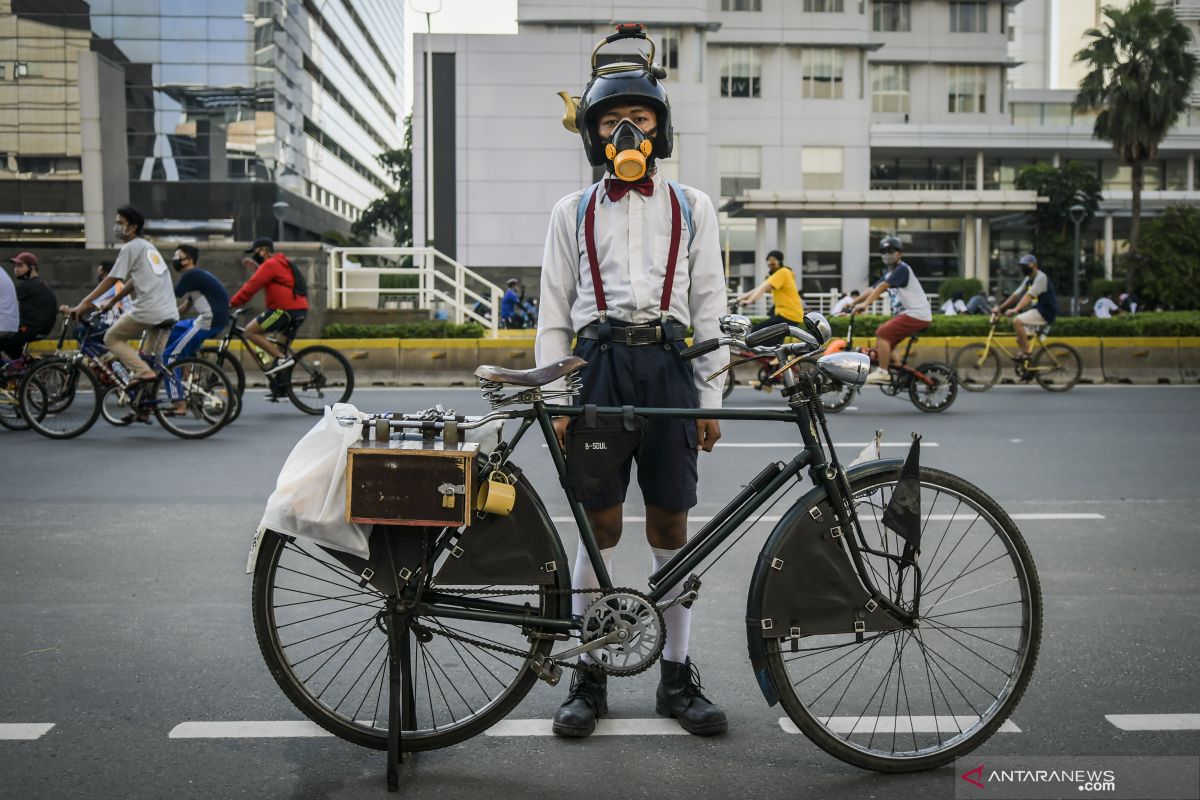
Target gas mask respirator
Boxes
[604,119,655,182]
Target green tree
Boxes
[1074,0,1199,292]
[351,115,413,246]
[1013,162,1103,291]
[1136,206,1200,309]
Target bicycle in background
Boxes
[952,314,1082,393]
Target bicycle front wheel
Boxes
[286,345,354,414]
[100,384,135,426]
[952,344,1000,392]
[253,525,568,751]
[152,358,235,438]
[766,466,1041,772]
[198,346,246,396]
[821,382,856,413]
[1033,343,1081,392]
[0,371,33,430]
[20,359,101,439]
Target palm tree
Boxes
[1074,0,1198,293]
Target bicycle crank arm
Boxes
[656,589,698,613]
[530,628,626,685]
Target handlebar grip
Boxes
[680,337,722,360]
[745,323,789,348]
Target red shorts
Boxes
[874,314,930,347]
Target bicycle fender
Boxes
[744,458,903,707]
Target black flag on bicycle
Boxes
[882,434,921,562]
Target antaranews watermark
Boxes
[954,756,1199,799]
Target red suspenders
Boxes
[583,185,683,323]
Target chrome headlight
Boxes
[817,351,870,388]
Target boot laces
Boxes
[565,668,605,712]
[682,660,712,703]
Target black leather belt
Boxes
[578,321,681,346]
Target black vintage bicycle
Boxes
[201,308,354,418]
[249,312,1041,791]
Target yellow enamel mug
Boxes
[476,471,516,516]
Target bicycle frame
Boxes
[975,319,1058,373]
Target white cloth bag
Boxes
[256,402,371,558]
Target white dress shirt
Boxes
[535,173,729,409]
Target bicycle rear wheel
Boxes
[252,525,568,751]
[908,363,957,412]
[951,344,1000,392]
[0,371,34,430]
[152,358,235,438]
[20,358,101,439]
[285,345,354,414]
[1033,343,1081,392]
[766,467,1041,772]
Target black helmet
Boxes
[879,235,903,253]
[575,24,674,168]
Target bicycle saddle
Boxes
[474,356,586,387]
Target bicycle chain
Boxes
[411,585,661,677]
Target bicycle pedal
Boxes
[530,655,563,686]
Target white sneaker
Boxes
[263,357,295,376]
[863,368,891,385]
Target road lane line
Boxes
[549,513,1104,524]
[1106,714,1200,731]
[542,442,938,449]
[0,724,54,740]
[485,719,688,736]
[779,716,1021,734]
[169,721,333,739]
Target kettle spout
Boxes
[557,90,580,133]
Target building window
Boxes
[658,28,680,71]
[950,1,988,32]
[948,65,987,113]
[870,63,910,112]
[720,48,761,97]
[804,0,844,11]
[872,0,911,31]
[801,49,844,99]
[802,147,844,190]
[722,0,762,9]
[720,146,761,196]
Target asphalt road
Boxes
[1,384,1198,800]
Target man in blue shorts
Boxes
[163,244,229,365]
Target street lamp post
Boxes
[272,201,289,243]
[1069,204,1087,316]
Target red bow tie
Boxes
[605,177,655,202]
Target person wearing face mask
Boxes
[540,24,728,739]
[63,205,179,385]
[0,252,57,359]
[993,254,1057,362]
[229,237,309,384]
[852,236,932,384]
[162,245,230,367]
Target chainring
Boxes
[579,590,665,677]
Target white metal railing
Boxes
[325,247,503,336]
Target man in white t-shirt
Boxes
[0,266,17,335]
[1093,291,1122,319]
[852,236,933,384]
[63,205,178,383]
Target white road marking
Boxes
[1106,714,1200,731]
[542,442,938,449]
[168,721,334,739]
[1010,438,1023,443]
[549,513,1103,524]
[485,719,689,736]
[779,716,1021,735]
[0,723,54,740]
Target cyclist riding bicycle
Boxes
[736,249,803,345]
[852,235,932,384]
[993,253,1057,362]
[229,237,308,393]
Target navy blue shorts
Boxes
[572,331,699,512]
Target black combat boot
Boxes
[656,658,727,736]
[552,667,607,738]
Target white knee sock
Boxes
[652,546,691,664]
[573,542,615,664]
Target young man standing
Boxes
[737,249,804,344]
[162,245,230,365]
[3,252,57,358]
[64,206,178,383]
[852,236,932,383]
[993,254,1057,359]
[229,237,308,378]
[536,27,728,739]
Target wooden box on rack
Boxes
[346,439,480,527]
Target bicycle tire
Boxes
[198,346,246,396]
[152,358,235,439]
[253,522,568,752]
[821,382,856,413]
[0,371,34,430]
[100,384,135,426]
[951,343,1001,392]
[285,345,354,414]
[20,358,101,439]
[1033,343,1081,392]
[908,363,957,412]
[765,466,1041,773]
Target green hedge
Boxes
[821,311,1200,338]
[322,322,485,339]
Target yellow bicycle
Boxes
[952,314,1082,392]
